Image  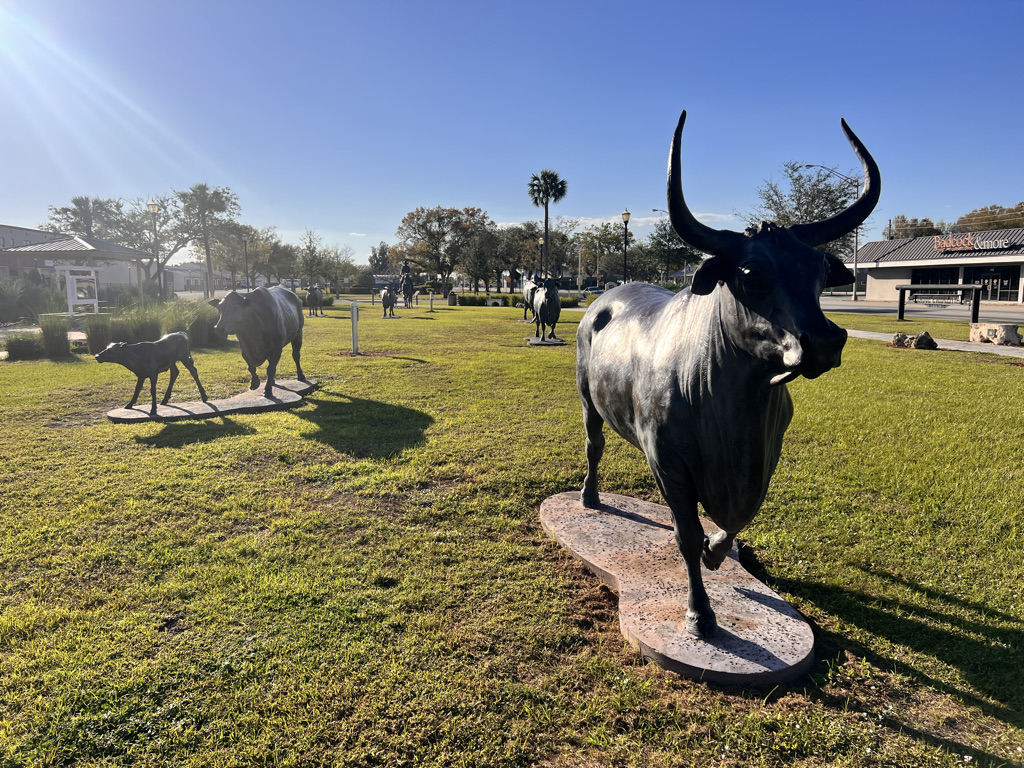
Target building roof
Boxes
[850,227,1024,268]
[2,235,152,259]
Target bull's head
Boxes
[208,291,248,336]
[667,110,880,384]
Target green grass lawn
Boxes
[1,302,1022,766]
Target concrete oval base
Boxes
[105,379,318,423]
[540,491,814,685]
[524,337,565,346]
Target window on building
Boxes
[963,265,1020,302]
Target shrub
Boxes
[38,314,71,359]
[82,313,113,354]
[2,332,45,361]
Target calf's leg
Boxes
[182,358,208,402]
[161,363,179,405]
[126,376,145,409]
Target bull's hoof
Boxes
[685,610,718,638]
[580,488,600,508]
[201,395,209,402]
[701,531,732,571]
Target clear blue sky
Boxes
[2,0,1021,263]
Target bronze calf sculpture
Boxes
[576,110,880,638]
[95,332,208,415]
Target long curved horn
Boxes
[790,119,881,247]
[667,110,745,257]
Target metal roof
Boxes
[2,235,152,260]
[849,227,1024,267]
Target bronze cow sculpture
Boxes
[577,110,880,638]
[209,286,307,398]
[532,277,561,340]
[380,285,397,318]
[306,285,324,317]
[522,275,540,321]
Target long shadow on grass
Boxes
[133,417,258,448]
[292,392,433,457]
[770,573,1024,728]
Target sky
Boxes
[2,0,1022,264]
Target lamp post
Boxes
[242,237,249,292]
[147,200,160,301]
[574,243,583,299]
[538,237,545,277]
[803,165,861,301]
[621,209,631,283]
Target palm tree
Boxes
[528,169,567,276]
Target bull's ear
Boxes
[207,299,220,308]
[824,254,856,288]
[690,256,731,296]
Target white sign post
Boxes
[350,301,359,354]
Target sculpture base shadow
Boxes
[540,491,814,685]
[525,337,565,346]
[105,379,318,423]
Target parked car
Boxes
[583,287,604,296]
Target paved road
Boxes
[820,295,1024,325]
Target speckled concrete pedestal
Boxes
[540,491,814,684]
[106,379,317,423]
[525,337,566,346]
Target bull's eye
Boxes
[740,267,768,298]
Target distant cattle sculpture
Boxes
[209,286,307,398]
[306,285,324,317]
[95,331,208,415]
[522,274,540,321]
[380,285,397,318]
[400,273,415,308]
[577,110,879,638]
[532,277,561,340]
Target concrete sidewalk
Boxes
[847,329,1024,359]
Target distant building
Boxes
[850,227,1024,304]
[0,225,63,279]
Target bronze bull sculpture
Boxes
[577,110,880,638]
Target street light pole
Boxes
[804,165,861,301]
[243,237,249,292]
[575,243,583,299]
[147,200,160,301]
[622,209,631,283]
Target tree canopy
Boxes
[394,206,493,297]
[744,161,861,258]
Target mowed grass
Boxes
[1,300,1022,766]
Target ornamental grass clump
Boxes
[110,308,162,344]
[82,313,112,355]
[38,313,70,358]
[162,299,222,348]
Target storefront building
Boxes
[852,227,1024,303]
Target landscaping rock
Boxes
[892,331,938,350]
[912,331,938,350]
[970,323,1022,346]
